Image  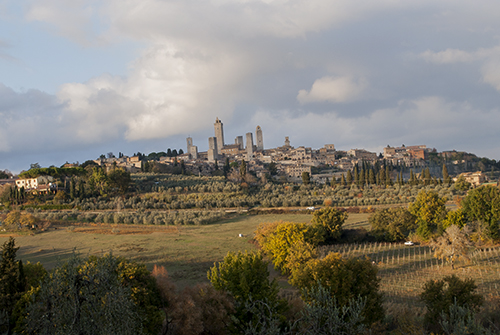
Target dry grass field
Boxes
[3,210,497,307]
[0,212,315,287]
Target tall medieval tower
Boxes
[256,126,264,151]
[214,118,225,153]
[246,132,254,161]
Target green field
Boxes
[3,211,498,307]
[0,212,316,287]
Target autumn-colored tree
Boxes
[454,175,471,192]
[432,225,474,269]
[442,208,467,230]
[154,264,234,335]
[311,207,347,244]
[409,190,448,239]
[256,222,312,273]
[284,240,318,276]
[3,212,21,231]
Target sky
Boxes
[2,0,500,173]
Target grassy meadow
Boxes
[2,210,499,306]
[0,212,316,287]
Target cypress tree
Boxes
[379,167,386,185]
[369,169,376,185]
[0,238,25,333]
[385,168,392,186]
[442,164,451,185]
[346,170,353,185]
[424,168,431,185]
[331,176,337,188]
[359,168,365,186]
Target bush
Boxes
[297,284,367,334]
[23,254,158,335]
[311,207,347,244]
[420,275,484,330]
[256,222,312,274]
[369,207,417,242]
[208,251,286,334]
[290,253,384,325]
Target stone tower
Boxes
[208,137,218,162]
[235,136,244,150]
[246,132,254,160]
[214,117,225,153]
[186,137,198,159]
[256,126,264,151]
[284,136,291,147]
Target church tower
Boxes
[214,118,225,153]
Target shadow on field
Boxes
[17,246,77,268]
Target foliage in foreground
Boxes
[297,284,367,335]
[208,251,287,334]
[420,275,484,331]
[290,252,384,325]
[20,254,164,335]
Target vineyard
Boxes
[318,242,500,306]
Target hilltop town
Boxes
[0,117,499,191]
[1,118,500,335]
[63,118,499,184]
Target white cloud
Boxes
[297,76,367,104]
[24,0,404,44]
[419,48,476,64]
[418,45,500,93]
[4,0,500,172]
[25,0,108,45]
[55,42,254,142]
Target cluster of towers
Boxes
[186,118,264,162]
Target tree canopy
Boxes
[369,207,417,242]
[409,190,448,239]
[290,253,384,325]
[461,185,500,239]
[23,254,163,335]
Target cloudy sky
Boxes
[2,0,500,173]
